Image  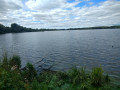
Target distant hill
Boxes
[0,23,120,34]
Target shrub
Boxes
[91,67,104,87]
[68,67,88,85]
[0,54,117,90]
[31,80,41,90]
[9,55,21,69]
[0,68,25,90]
[22,63,37,82]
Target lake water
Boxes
[0,29,120,79]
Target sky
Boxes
[0,0,120,29]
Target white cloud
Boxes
[26,0,66,10]
[0,0,120,28]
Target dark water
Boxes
[0,29,120,79]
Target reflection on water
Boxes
[0,29,120,79]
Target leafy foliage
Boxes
[0,54,119,90]
[91,67,104,87]
[22,63,37,82]
[9,55,21,69]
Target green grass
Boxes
[0,54,120,90]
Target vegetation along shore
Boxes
[0,54,120,90]
[0,23,120,34]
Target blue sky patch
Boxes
[90,0,106,5]
[67,0,75,3]
[75,0,106,7]
[75,1,88,7]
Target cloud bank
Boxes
[0,0,120,29]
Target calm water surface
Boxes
[0,29,120,79]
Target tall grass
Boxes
[91,67,104,86]
[9,55,21,69]
[0,54,119,90]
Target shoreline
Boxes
[0,54,120,89]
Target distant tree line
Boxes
[0,23,57,34]
[68,26,120,30]
[0,23,120,34]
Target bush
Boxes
[0,54,119,90]
[22,63,37,82]
[9,55,21,69]
[31,80,41,90]
[0,68,25,90]
[91,67,104,87]
[68,67,88,85]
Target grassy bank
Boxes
[0,54,120,90]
